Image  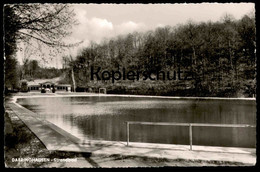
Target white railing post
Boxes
[189,123,192,151]
[126,122,129,146]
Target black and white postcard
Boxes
[3,2,256,168]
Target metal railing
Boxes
[125,121,256,150]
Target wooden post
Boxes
[189,124,192,151]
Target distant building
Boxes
[26,81,71,92]
[55,84,71,92]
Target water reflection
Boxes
[17,96,256,148]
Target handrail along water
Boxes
[125,121,256,150]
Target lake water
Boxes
[17,96,256,148]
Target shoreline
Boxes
[10,92,256,102]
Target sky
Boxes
[16,3,255,68]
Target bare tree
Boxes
[4,4,82,88]
[4,4,82,65]
[8,4,80,47]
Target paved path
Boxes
[6,101,256,167]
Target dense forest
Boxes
[60,14,256,97]
[5,9,255,97]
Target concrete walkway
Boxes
[6,102,256,166]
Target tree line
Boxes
[18,59,64,81]
[64,14,256,97]
[4,4,255,97]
